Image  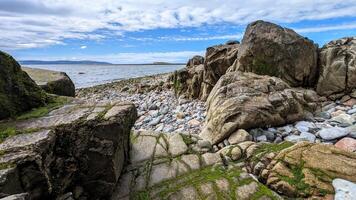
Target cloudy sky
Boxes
[1,0,356,64]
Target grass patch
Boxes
[16,95,70,120]
[0,126,17,143]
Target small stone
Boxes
[300,132,316,143]
[202,153,222,166]
[343,98,356,107]
[256,135,267,142]
[330,114,355,126]
[335,137,356,152]
[235,181,259,200]
[176,112,185,119]
[318,127,348,141]
[347,108,356,115]
[347,125,356,138]
[333,178,356,200]
[295,121,315,132]
[197,140,212,149]
[168,134,188,156]
[228,129,252,145]
[188,119,200,126]
[340,95,351,103]
[223,139,230,146]
[149,104,158,110]
[315,112,331,119]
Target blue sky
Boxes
[1,0,355,64]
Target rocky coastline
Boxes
[0,20,356,200]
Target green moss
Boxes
[16,95,70,120]
[278,161,312,197]
[0,162,15,170]
[251,142,293,162]
[0,126,17,143]
[251,184,279,200]
[252,58,280,77]
[132,191,150,200]
[180,134,194,146]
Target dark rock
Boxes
[0,51,48,120]
[0,101,137,200]
[22,67,75,97]
[229,20,318,87]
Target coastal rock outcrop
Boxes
[229,20,318,87]
[247,142,356,198]
[200,42,240,100]
[200,72,319,144]
[112,131,282,200]
[0,51,48,120]
[22,67,76,97]
[170,64,204,99]
[170,42,239,100]
[186,55,204,68]
[0,100,137,199]
[316,37,356,99]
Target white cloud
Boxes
[0,0,355,49]
[18,50,205,64]
[80,45,87,49]
[294,22,356,33]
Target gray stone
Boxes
[318,127,349,141]
[168,134,188,157]
[197,140,212,149]
[295,121,315,132]
[256,135,267,142]
[202,153,222,166]
[347,108,356,115]
[333,178,356,200]
[235,181,259,200]
[130,135,157,164]
[330,114,355,126]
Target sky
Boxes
[1,0,355,64]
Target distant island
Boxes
[20,60,114,65]
[20,60,185,65]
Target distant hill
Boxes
[20,60,113,65]
[20,60,185,65]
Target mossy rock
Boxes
[0,51,48,120]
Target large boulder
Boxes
[186,55,204,68]
[200,72,319,144]
[0,100,137,199]
[22,67,75,97]
[248,142,356,198]
[229,20,318,87]
[200,42,240,100]
[0,51,48,120]
[316,37,356,99]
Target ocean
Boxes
[24,64,185,89]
